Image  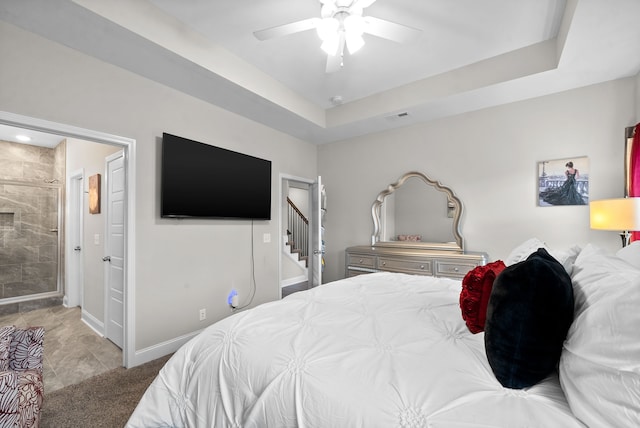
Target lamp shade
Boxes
[590,198,640,230]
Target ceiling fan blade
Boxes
[253,18,318,41]
[363,16,421,44]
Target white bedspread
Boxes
[127,272,584,427]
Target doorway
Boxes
[66,170,84,308]
[0,111,136,367]
[279,174,325,298]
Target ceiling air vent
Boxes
[384,111,411,122]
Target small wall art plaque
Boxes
[89,173,101,214]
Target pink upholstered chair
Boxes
[0,326,45,428]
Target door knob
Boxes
[102,256,111,262]
[74,246,81,252]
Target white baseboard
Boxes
[128,329,203,367]
[281,275,308,288]
[81,310,105,337]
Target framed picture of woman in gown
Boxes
[538,156,589,206]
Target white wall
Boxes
[288,187,310,219]
[0,22,317,354]
[319,78,638,282]
[66,139,120,322]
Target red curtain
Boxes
[629,123,640,242]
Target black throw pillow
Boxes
[484,248,574,389]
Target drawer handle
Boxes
[359,259,363,263]
[420,265,425,269]
[454,267,459,272]
[381,261,386,266]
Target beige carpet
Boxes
[41,354,172,428]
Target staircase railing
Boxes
[287,197,308,260]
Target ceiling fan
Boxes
[253,0,422,73]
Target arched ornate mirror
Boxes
[371,171,464,251]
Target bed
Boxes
[126,240,640,427]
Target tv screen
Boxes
[161,133,271,220]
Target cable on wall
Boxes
[231,220,258,311]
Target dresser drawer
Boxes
[378,257,433,275]
[435,260,478,278]
[347,254,376,269]
[346,268,372,278]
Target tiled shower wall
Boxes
[0,139,65,309]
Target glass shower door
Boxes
[0,181,61,301]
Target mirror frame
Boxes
[371,171,464,251]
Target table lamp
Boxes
[590,197,640,247]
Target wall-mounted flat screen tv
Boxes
[161,133,271,220]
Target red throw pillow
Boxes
[460,261,506,333]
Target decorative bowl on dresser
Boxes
[346,171,487,279]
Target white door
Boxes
[309,176,325,287]
[104,151,125,348]
[65,171,84,308]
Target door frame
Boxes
[0,111,137,368]
[65,169,84,308]
[279,173,320,297]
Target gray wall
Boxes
[319,77,638,282]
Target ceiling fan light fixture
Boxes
[317,17,339,41]
[345,32,364,54]
[320,3,337,18]
[344,14,365,53]
[344,14,364,35]
[321,33,340,55]
[255,0,419,72]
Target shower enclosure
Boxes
[0,179,62,302]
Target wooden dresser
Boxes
[345,245,487,280]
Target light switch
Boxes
[94,234,100,245]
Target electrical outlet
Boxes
[263,233,271,243]
[199,308,206,321]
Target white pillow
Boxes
[616,240,640,269]
[559,243,640,427]
[505,238,580,275]
[549,245,582,276]
[504,238,549,266]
